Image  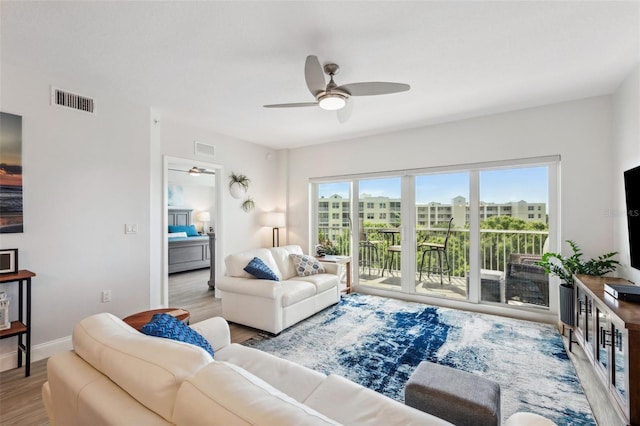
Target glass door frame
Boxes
[309,155,558,311]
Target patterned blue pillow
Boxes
[140,313,214,357]
[244,257,279,281]
[289,254,326,276]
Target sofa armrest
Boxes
[190,317,231,352]
[318,262,339,276]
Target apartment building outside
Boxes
[318,194,547,229]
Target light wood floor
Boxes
[0,268,617,425]
[0,268,257,426]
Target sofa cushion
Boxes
[244,257,280,281]
[270,245,304,280]
[72,313,212,422]
[290,254,326,277]
[215,343,327,402]
[281,281,317,307]
[141,313,214,357]
[173,361,339,426]
[304,374,453,426]
[225,248,281,280]
[297,273,340,294]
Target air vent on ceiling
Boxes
[50,86,95,113]
[194,141,215,158]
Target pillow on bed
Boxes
[168,232,188,239]
[168,225,199,237]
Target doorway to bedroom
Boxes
[164,157,223,322]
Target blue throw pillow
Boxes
[244,257,279,281]
[168,225,199,237]
[140,313,214,357]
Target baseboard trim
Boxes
[0,335,72,373]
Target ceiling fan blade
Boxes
[263,102,318,108]
[305,55,326,97]
[337,98,353,124]
[337,82,410,96]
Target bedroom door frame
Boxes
[161,155,224,307]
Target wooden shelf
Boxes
[0,321,27,338]
[0,270,35,377]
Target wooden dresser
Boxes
[573,275,640,425]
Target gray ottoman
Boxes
[404,361,500,426]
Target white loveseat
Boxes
[42,312,457,426]
[217,245,340,334]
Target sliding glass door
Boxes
[478,166,549,308]
[357,177,402,288]
[316,182,351,256]
[415,172,470,299]
[311,158,555,312]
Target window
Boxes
[312,157,555,313]
[332,202,340,209]
[332,213,340,219]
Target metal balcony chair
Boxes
[418,217,453,285]
[359,221,381,275]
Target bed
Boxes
[168,209,215,288]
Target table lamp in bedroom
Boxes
[197,211,210,234]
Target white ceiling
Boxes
[2,1,639,149]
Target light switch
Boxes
[125,224,138,234]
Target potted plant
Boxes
[537,240,619,326]
[241,197,255,213]
[229,172,250,199]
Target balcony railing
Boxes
[318,226,548,273]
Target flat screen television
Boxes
[624,165,640,270]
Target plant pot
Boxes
[229,182,246,199]
[559,282,575,326]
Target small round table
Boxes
[122,308,190,331]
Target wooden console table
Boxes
[0,270,35,377]
[573,275,640,425]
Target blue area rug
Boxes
[243,293,594,425]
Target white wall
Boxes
[287,96,616,262]
[0,65,153,368]
[0,67,282,370]
[612,64,640,284]
[160,118,281,260]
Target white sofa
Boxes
[217,245,340,334]
[42,312,458,426]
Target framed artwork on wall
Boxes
[0,112,24,233]
[0,248,18,274]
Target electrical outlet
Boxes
[102,290,111,303]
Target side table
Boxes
[317,255,352,294]
[123,308,190,331]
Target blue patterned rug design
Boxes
[243,293,595,425]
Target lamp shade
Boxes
[263,211,286,228]
[197,212,211,222]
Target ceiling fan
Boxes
[169,166,215,176]
[263,55,410,123]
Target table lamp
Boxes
[197,211,211,234]
[263,212,286,247]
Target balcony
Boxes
[318,225,549,308]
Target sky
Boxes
[318,166,548,204]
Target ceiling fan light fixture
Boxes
[188,167,201,176]
[318,93,347,111]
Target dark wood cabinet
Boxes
[574,275,640,425]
